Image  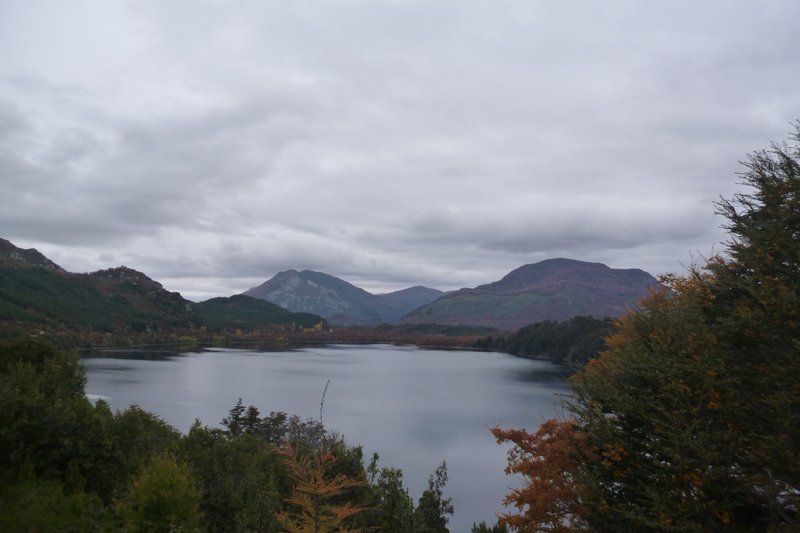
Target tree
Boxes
[571,277,742,530]
[115,452,203,533]
[222,398,325,448]
[414,461,454,533]
[701,123,800,526]
[491,420,589,532]
[277,443,366,533]
[471,521,509,533]
[109,405,181,496]
[0,338,118,500]
[180,421,285,533]
[358,463,417,533]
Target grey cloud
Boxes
[1,1,798,299]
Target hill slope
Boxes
[243,270,442,325]
[402,258,659,330]
[194,294,325,332]
[0,264,198,333]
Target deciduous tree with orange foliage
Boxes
[278,443,367,533]
[491,419,589,532]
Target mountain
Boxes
[401,258,660,330]
[0,238,65,271]
[243,270,443,325]
[194,294,325,332]
[0,238,324,337]
[377,285,444,313]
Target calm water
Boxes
[82,344,570,531]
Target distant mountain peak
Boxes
[481,258,647,294]
[244,270,442,326]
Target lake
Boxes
[82,343,570,531]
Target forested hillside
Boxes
[475,315,614,368]
[0,265,198,333]
[194,294,325,332]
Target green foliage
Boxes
[414,461,454,533]
[115,452,203,533]
[0,336,62,372]
[361,466,417,533]
[471,520,509,533]
[572,283,740,531]
[701,125,800,527]
[180,422,285,533]
[0,465,111,533]
[0,339,117,495]
[108,405,182,499]
[222,398,326,448]
[477,315,614,367]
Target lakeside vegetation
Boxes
[474,315,614,369]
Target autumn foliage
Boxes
[491,420,589,532]
[278,443,367,533]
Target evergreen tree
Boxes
[414,461,454,533]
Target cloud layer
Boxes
[2,1,798,299]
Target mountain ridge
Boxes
[0,238,324,339]
[0,236,660,335]
[243,270,443,326]
[402,258,660,330]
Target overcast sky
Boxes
[1,1,798,300]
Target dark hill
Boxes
[402,258,660,330]
[194,294,324,332]
[0,264,197,333]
